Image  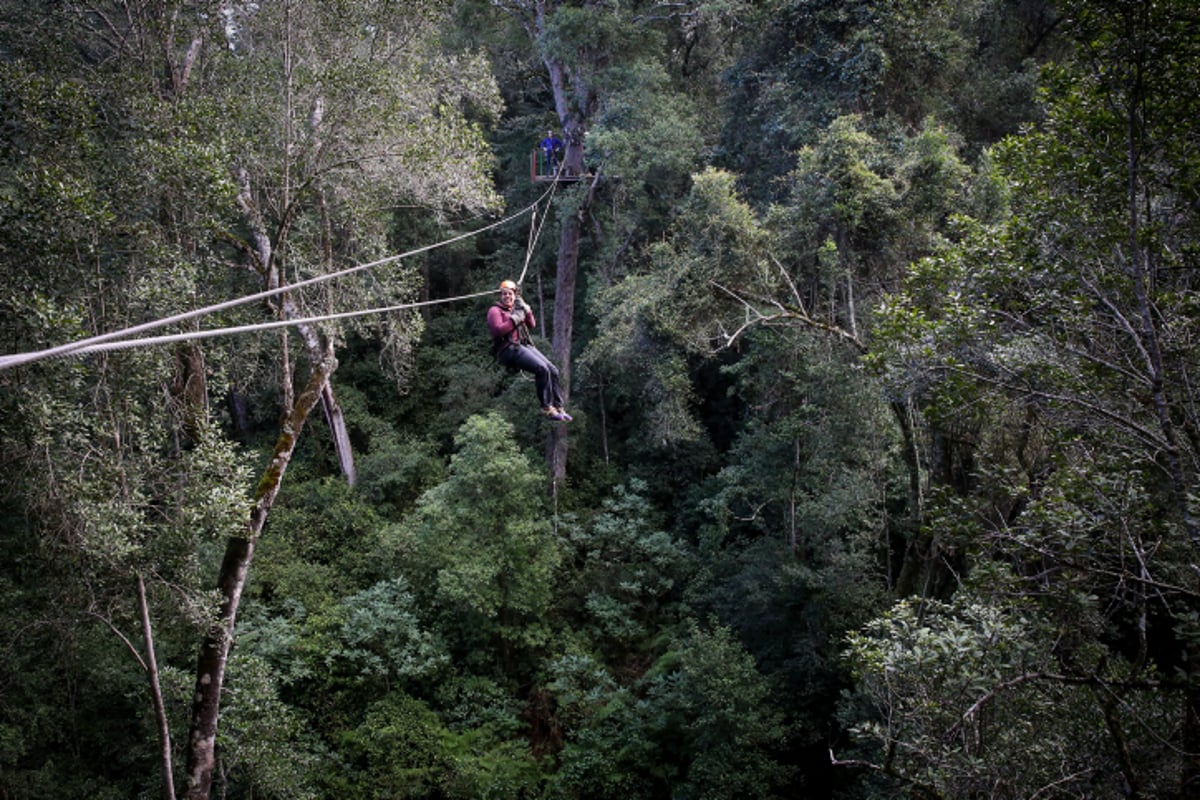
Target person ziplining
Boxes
[487,280,571,422]
[0,192,558,371]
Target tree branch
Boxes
[87,609,147,672]
[710,280,868,354]
[944,363,1172,456]
[952,669,1181,742]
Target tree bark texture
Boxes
[547,210,581,483]
[184,355,335,800]
[321,382,357,486]
[534,0,602,484]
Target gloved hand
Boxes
[510,307,526,325]
[517,298,532,315]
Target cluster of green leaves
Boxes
[0,0,505,796]
[843,573,1177,798]
[842,0,1200,795]
[228,407,791,798]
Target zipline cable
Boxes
[0,183,559,371]
[515,162,564,289]
[62,289,499,356]
[68,178,568,360]
[71,181,565,358]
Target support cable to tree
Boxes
[61,185,562,360]
[48,291,505,357]
[0,187,556,371]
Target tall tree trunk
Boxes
[1113,19,1200,791]
[172,342,208,446]
[534,0,601,482]
[184,355,335,800]
[889,398,926,595]
[543,53,582,484]
[138,574,177,800]
[547,210,582,482]
[1095,683,1143,799]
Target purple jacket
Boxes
[487,303,535,350]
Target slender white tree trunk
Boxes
[138,574,177,800]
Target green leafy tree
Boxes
[584,167,766,451]
[332,690,546,800]
[215,652,324,800]
[681,332,894,771]
[721,0,1061,197]
[842,570,1177,798]
[558,479,690,662]
[0,9,254,793]
[0,1,503,797]
[398,411,561,671]
[331,691,451,799]
[547,622,790,799]
[155,3,501,793]
[652,622,792,799]
[853,0,1200,795]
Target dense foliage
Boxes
[2,0,1198,798]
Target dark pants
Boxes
[498,343,564,410]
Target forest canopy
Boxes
[2,1,1199,798]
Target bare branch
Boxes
[951,670,1180,742]
[1080,270,1156,378]
[829,749,883,772]
[711,280,868,354]
[1027,769,1097,799]
[178,35,204,95]
[945,364,1171,455]
[709,281,787,347]
[87,609,148,673]
[770,252,807,312]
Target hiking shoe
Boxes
[555,407,573,422]
[542,407,571,422]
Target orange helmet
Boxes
[498,280,518,292]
